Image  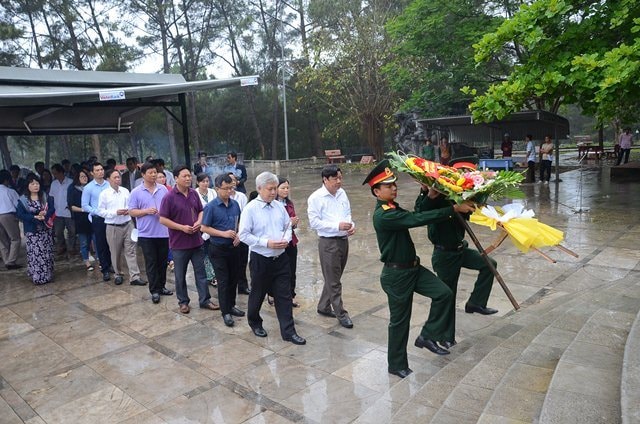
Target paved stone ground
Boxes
[0,156,638,423]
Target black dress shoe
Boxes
[151,293,161,304]
[130,279,147,286]
[338,316,354,329]
[284,333,306,345]
[465,303,498,315]
[114,276,124,285]
[252,327,267,337]
[103,272,111,281]
[160,288,174,296]
[389,368,413,378]
[238,288,251,295]
[222,314,234,327]
[317,309,336,318]
[440,340,457,349]
[414,336,450,355]
[230,307,245,317]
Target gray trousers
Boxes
[105,221,140,280]
[317,237,349,319]
[54,216,75,252]
[0,212,21,266]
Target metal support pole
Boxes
[178,93,191,169]
[455,212,520,310]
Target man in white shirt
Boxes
[307,165,356,328]
[525,135,537,183]
[239,172,305,345]
[0,170,21,269]
[50,164,75,256]
[97,169,144,286]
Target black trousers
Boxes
[540,160,552,182]
[237,242,250,292]
[91,216,111,271]
[285,244,298,298]
[138,237,169,295]
[247,252,295,339]
[527,160,536,183]
[209,243,240,314]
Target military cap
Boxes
[362,159,397,187]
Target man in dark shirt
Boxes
[159,165,218,314]
[201,174,245,327]
[364,160,475,378]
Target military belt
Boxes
[384,257,419,269]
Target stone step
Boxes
[621,289,640,424]
[537,281,640,424]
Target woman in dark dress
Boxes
[267,177,300,307]
[68,169,93,270]
[16,175,55,285]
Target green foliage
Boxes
[385,0,506,116]
[467,0,640,125]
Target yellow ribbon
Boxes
[470,208,564,253]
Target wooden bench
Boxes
[360,155,375,164]
[325,149,346,164]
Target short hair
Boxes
[255,171,278,189]
[106,168,120,179]
[248,190,259,201]
[227,151,238,160]
[126,157,137,164]
[51,163,64,174]
[526,134,533,140]
[106,158,117,166]
[321,165,340,180]
[173,165,190,178]
[196,172,209,183]
[34,161,44,169]
[91,162,103,171]
[214,174,233,188]
[61,159,70,165]
[9,164,20,172]
[155,158,165,166]
[140,162,156,174]
[0,169,11,184]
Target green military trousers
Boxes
[380,264,453,372]
[431,244,497,341]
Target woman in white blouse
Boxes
[196,173,217,286]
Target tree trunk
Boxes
[165,114,179,166]
[45,136,52,168]
[129,133,139,161]
[244,87,266,159]
[0,136,12,168]
[92,134,101,160]
[363,114,385,160]
[307,106,323,157]
[187,92,201,155]
[271,92,279,160]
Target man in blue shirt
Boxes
[81,162,112,281]
[201,174,245,327]
[223,152,247,193]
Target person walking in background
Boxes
[617,128,633,165]
[129,162,173,304]
[501,133,513,158]
[9,165,26,194]
[121,157,141,191]
[422,138,436,161]
[97,169,144,287]
[82,162,113,281]
[308,165,355,329]
[159,165,218,314]
[196,173,218,287]
[540,135,554,184]
[438,137,451,165]
[224,151,248,193]
[67,169,93,271]
[525,134,537,183]
[16,175,55,285]
[239,172,305,345]
[154,159,175,187]
[50,163,75,257]
[201,174,244,327]
[0,170,22,270]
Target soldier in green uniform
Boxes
[415,188,499,349]
[364,160,475,378]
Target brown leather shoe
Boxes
[179,304,190,314]
[201,302,220,311]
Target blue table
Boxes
[479,158,513,170]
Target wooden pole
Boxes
[455,212,520,310]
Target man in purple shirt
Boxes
[129,162,174,304]
[159,165,218,314]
